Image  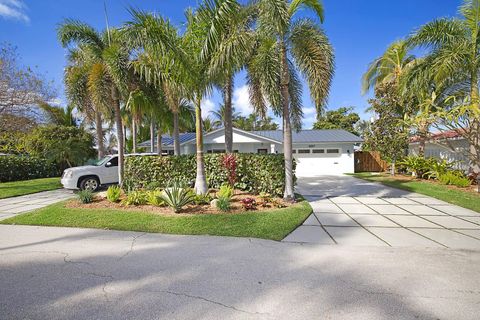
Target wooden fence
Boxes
[354,151,389,172]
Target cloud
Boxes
[0,0,29,23]
[201,98,215,118]
[232,85,253,116]
[303,107,316,115]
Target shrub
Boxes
[106,185,122,203]
[425,159,453,180]
[216,197,231,212]
[124,154,292,196]
[217,184,234,200]
[240,197,257,210]
[0,155,58,182]
[145,181,162,191]
[193,193,212,205]
[398,156,435,178]
[439,171,471,188]
[78,190,93,204]
[161,183,195,213]
[146,190,164,206]
[122,191,148,206]
[222,153,237,186]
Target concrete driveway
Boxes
[286,175,480,249]
[1,225,480,320]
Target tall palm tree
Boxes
[248,0,334,200]
[407,0,480,173]
[58,20,131,184]
[210,104,241,128]
[38,102,76,127]
[200,0,255,153]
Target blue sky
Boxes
[0,0,461,128]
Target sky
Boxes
[0,0,462,129]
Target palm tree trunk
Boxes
[94,108,105,158]
[280,41,294,200]
[132,118,137,153]
[156,125,162,155]
[418,123,427,157]
[194,94,208,194]
[111,86,124,186]
[173,110,180,155]
[150,120,155,153]
[470,73,480,174]
[224,74,233,153]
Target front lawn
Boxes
[0,200,312,240]
[351,172,480,213]
[0,177,62,199]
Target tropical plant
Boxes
[106,185,122,203]
[439,171,471,188]
[424,158,453,180]
[146,190,165,206]
[217,184,234,200]
[216,196,231,211]
[38,102,77,127]
[58,20,131,185]
[221,153,237,186]
[240,197,256,210]
[209,104,241,128]
[407,0,480,174]
[193,193,213,205]
[247,0,334,199]
[78,190,94,204]
[397,156,435,178]
[122,190,148,206]
[161,182,195,213]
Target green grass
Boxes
[0,177,62,199]
[351,172,480,213]
[0,200,312,241]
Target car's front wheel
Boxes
[79,176,100,192]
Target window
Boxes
[213,149,225,153]
[312,149,324,154]
[206,150,213,153]
[257,149,268,154]
[106,157,118,167]
[298,149,310,154]
[326,149,339,154]
[292,149,296,154]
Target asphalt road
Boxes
[1,225,480,319]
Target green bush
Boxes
[124,154,293,196]
[438,171,471,188]
[106,185,122,203]
[161,184,195,213]
[146,190,165,206]
[0,155,58,182]
[193,193,212,205]
[122,191,148,206]
[217,184,234,200]
[78,190,94,204]
[216,197,231,212]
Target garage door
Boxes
[294,148,353,176]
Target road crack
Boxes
[118,233,146,261]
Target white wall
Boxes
[409,139,470,172]
[292,143,355,176]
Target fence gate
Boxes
[354,151,389,172]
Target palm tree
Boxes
[248,0,334,200]
[200,0,255,153]
[58,20,131,184]
[407,0,480,173]
[39,102,76,127]
[210,104,241,128]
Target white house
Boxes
[408,130,470,172]
[139,128,363,176]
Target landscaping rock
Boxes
[210,199,219,209]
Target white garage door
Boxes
[294,147,354,177]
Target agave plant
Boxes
[161,182,195,213]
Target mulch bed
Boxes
[66,190,293,216]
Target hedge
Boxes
[0,155,59,182]
[124,154,295,196]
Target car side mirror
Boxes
[105,162,112,167]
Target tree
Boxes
[363,83,408,175]
[313,107,360,134]
[247,0,334,199]
[38,102,76,127]
[210,104,241,128]
[354,119,371,138]
[201,0,255,153]
[407,0,480,173]
[234,113,279,131]
[58,21,131,184]
[24,125,95,169]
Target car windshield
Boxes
[93,156,111,166]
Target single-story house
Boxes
[408,129,469,171]
[139,127,363,176]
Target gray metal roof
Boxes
[139,129,362,146]
[252,129,363,143]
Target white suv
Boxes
[61,155,119,191]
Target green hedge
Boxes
[124,154,295,196]
[0,155,59,182]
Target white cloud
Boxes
[201,98,215,118]
[232,85,253,116]
[0,0,29,23]
[303,107,316,115]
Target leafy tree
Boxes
[210,104,241,128]
[24,125,95,169]
[313,107,360,134]
[234,113,279,131]
[38,102,77,127]
[363,83,408,175]
[247,0,334,200]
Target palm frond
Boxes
[288,0,324,22]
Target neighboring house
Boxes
[139,127,363,176]
[409,130,470,171]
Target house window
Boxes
[298,149,310,154]
[257,149,268,154]
[292,149,296,154]
[206,150,213,153]
[312,149,324,154]
[326,148,339,154]
[213,149,225,153]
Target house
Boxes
[139,127,363,176]
[408,129,469,171]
